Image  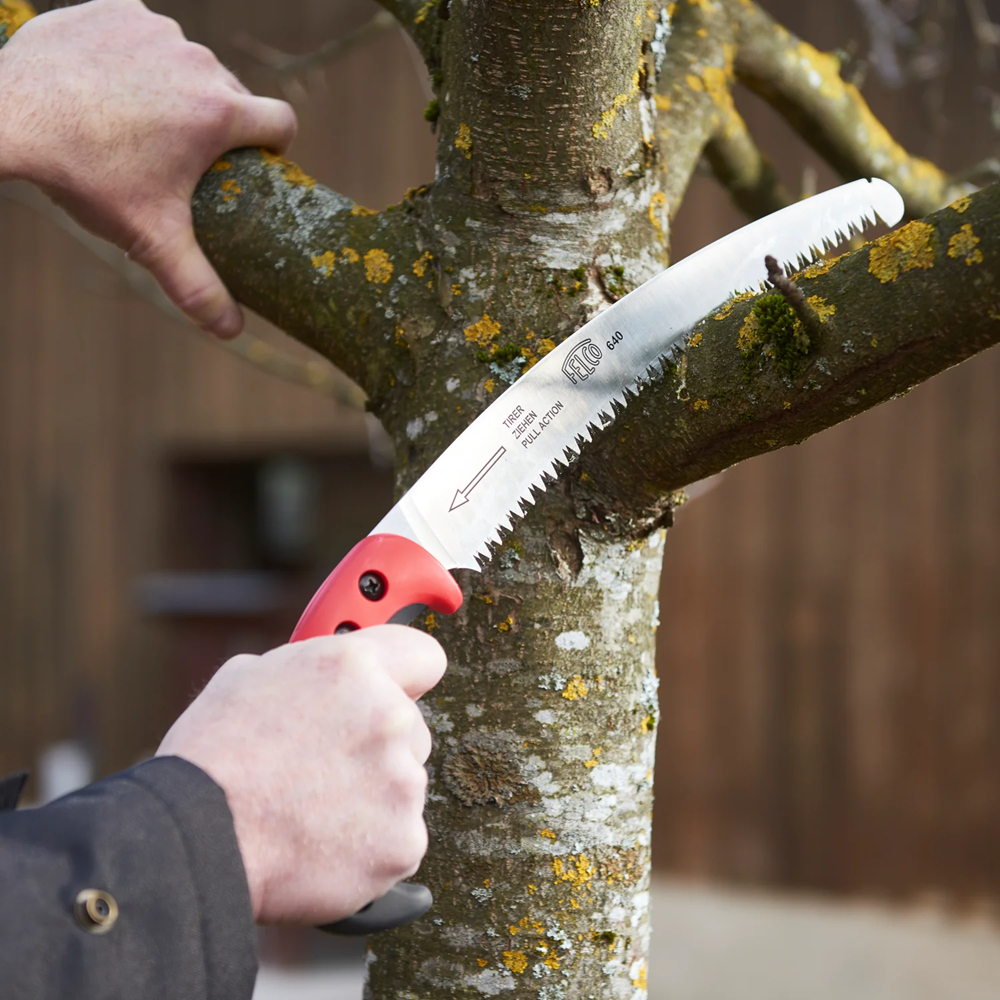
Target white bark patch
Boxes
[446,377,461,392]
[588,762,647,790]
[555,631,590,650]
[406,417,425,440]
[419,702,454,734]
[464,969,515,995]
[534,709,556,724]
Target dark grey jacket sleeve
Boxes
[0,756,258,1000]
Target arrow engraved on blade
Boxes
[450,447,507,512]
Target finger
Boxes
[220,65,252,96]
[128,216,243,338]
[411,714,432,764]
[355,626,448,701]
[228,94,298,154]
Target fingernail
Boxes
[209,308,243,340]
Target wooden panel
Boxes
[0,0,434,785]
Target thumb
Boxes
[127,212,243,339]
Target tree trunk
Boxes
[182,0,1000,996]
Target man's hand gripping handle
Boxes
[290,535,463,934]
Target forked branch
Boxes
[733,0,969,217]
[577,184,1000,528]
[191,148,431,403]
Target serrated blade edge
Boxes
[375,179,904,569]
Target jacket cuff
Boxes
[125,756,258,997]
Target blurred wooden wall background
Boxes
[0,0,997,902]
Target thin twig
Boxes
[0,182,367,410]
[234,11,398,102]
[765,254,824,340]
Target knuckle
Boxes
[184,41,219,68]
[386,754,428,804]
[378,703,416,744]
[385,822,427,877]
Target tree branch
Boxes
[578,183,1000,529]
[371,0,443,73]
[703,107,792,219]
[733,0,970,218]
[191,148,431,405]
[654,0,740,220]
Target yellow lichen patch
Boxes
[522,347,539,370]
[948,224,983,266]
[632,962,648,990]
[464,314,502,348]
[248,340,274,364]
[503,951,528,975]
[351,204,378,217]
[539,828,557,839]
[484,378,496,393]
[648,191,667,237]
[593,71,642,139]
[783,400,792,410]
[211,159,233,172]
[424,613,438,632]
[584,748,602,768]
[714,289,754,321]
[738,310,761,353]
[552,854,593,890]
[258,150,317,189]
[868,220,936,283]
[688,0,713,10]
[693,398,709,411]
[364,249,393,284]
[528,883,537,894]
[497,616,514,633]
[561,675,589,701]
[545,952,561,970]
[476,958,488,968]
[807,295,836,321]
[640,714,656,733]
[800,251,850,279]
[412,251,434,278]
[688,332,703,348]
[685,73,705,92]
[0,0,34,35]
[311,251,337,276]
[655,93,672,112]
[702,65,737,131]
[395,324,408,347]
[413,0,436,24]
[950,195,972,214]
[452,283,462,297]
[455,123,473,159]
[792,41,845,101]
[537,337,557,357]
[340,248,360,264]
[220,179,242,203]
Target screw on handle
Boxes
[290,534,464,934]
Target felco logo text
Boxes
[561,338,603,384]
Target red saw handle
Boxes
[290,534,463,935]
[291,534,463,639]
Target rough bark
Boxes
[186,2,1000,998]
